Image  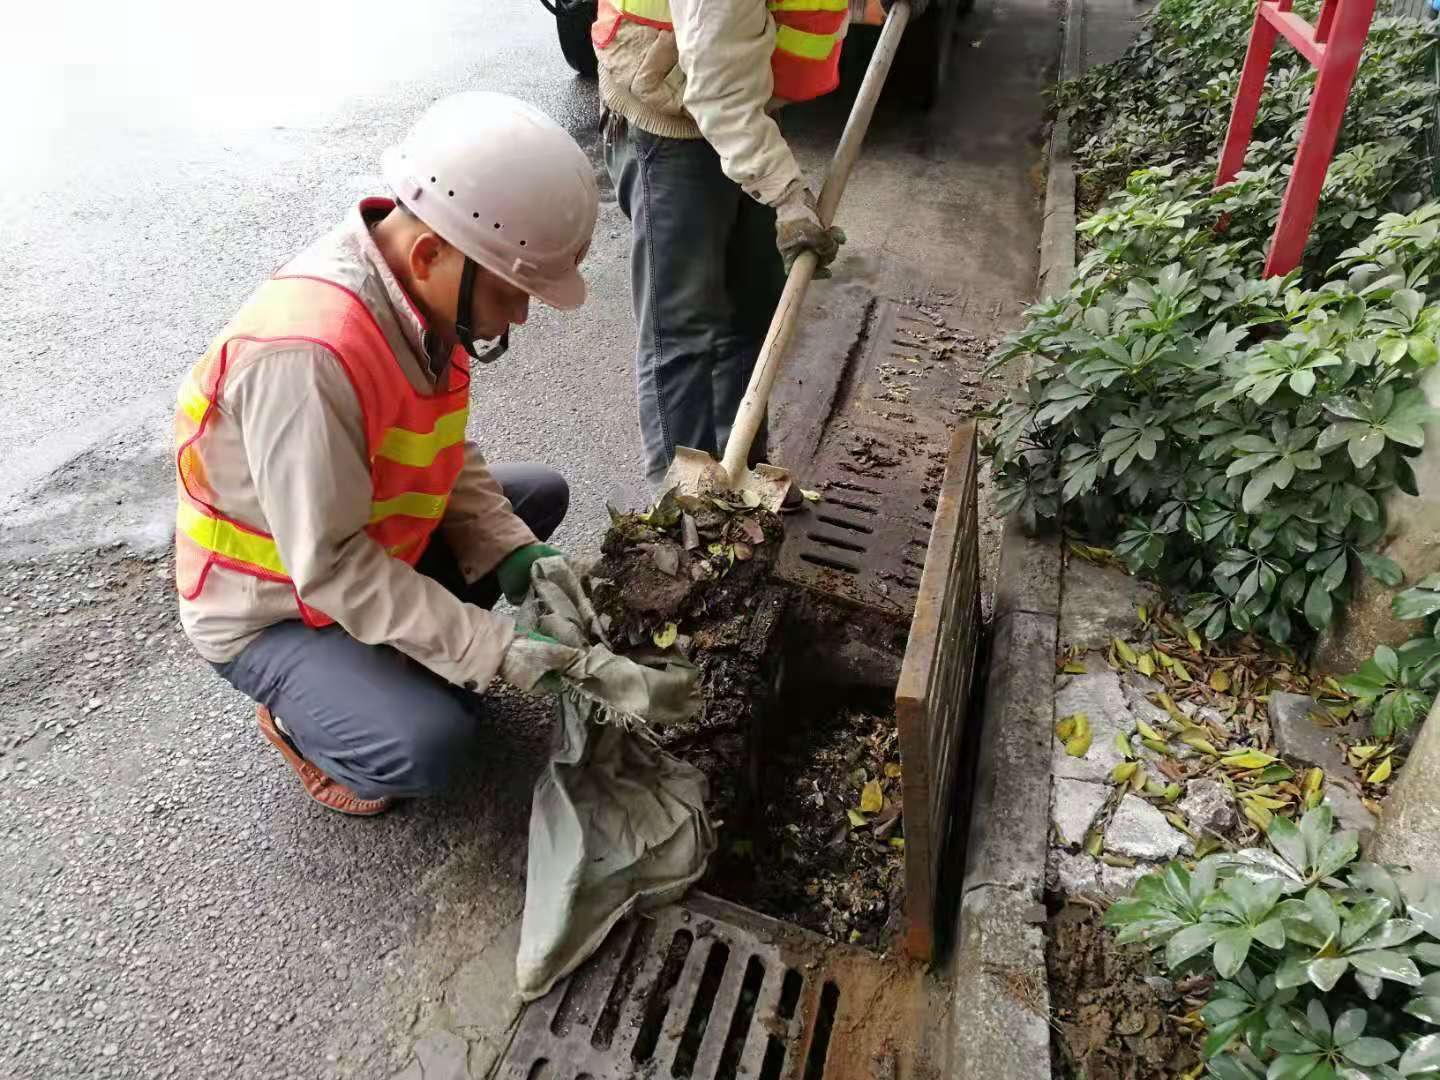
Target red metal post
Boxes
[1213,0,1377,276]
[1263,0,1377,275]
[1216,1,1285,186]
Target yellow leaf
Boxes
[1368,757,1393,784]
[1243,803,1274,830]
[652,622,679,649]
[1187,629,1204,652]
[1136,719,1163,742]
[1165,812,1194,836]
[1304,767,1324,795]
[1130,767,1149,792]
[1163,783,1182,802]
[801,488,823,503]
[1111,761,1139,785]
[1062,661,1089,675]
[1209,670,1232,693]
[888,837,906,850]
[1056,713,1092,757]
[1363,798,1383,816]
[1138,605,1149,624]
[1180,732,1219,756]
[1172,660,1194,684]
[1101,853,1137,868]
[1115,639,1139,666]
[1349,744,1382,763]
[847,809,869,828]
[860,779,884,814]
[1084,829,1104,857]
[1114,731,1135,760]
[1156,693,1186,721]
[1137,653,1157,677]
[1156,652,1175,670]
[1142,737,1171,756]
[1223,749,1278,770]
[884,762,903,779]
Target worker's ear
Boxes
[408,232,446,282]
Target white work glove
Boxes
[775,187,847,278]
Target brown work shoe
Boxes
[255,706,393,817]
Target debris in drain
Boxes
[705,693,907,951]
[593,495,907,952]
[1046,898,1202,1080]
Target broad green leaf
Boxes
[1347,949,1421,986]
[1401,1035,1440,1076]
[1405,996,1440,1026]
[1340,1037,1399,1067]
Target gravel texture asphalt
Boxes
[0,0,1059,1072]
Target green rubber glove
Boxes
[496,543,564,605]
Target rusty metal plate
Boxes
[894,425,982,962]
[776,298,984,621]
[495,892,937,1080]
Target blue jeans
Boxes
[603,113,788,486]
[213,464,567,800]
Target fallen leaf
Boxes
[884,762,903,779]
[1115,639,1139,666]
[738,516,766,545]
[1179,731,1218,756]
[1102,853,1137,868]
[1062,661,1089,675]
[1223,749,1278,770]
[1111,761,1139,785]
[681,514,700,551]
[1142,737,1170,756]
[1056,713,1092,757]
[1114,731,1135,760]
[1130,767,1149,792]
[1165,812,1194,836]
[1172,660,1194,684]
[651,545,680,577]
[801,489,823,502]
[1304,767,1324,796]
[1368,756,1393,784]
[1163,782,1182,802]
[1243,802,1273,830]
[847,809,869,829]
[1209,670,1232,693]
[732,542,754,561]
[1137,653,1156,677]
[741,488,762,509]
[1084,829,1104,856]
[859,780,884,814]
[1138,605,1149,624]
[888,837,906,850]
[1186,629,1204,652]
[652,622,678,649]
[1194,835,1223,858]
[1136,719,1164,742]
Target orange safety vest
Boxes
[173,274,470,628]
[592,0,847,105]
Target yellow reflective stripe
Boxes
[774,23,839,60]
[374,408,469,468]
[178,380,210,426]
[615,0,672,20]
[769,0,848,11]
[369,492,449,524]
[176,502,288,578]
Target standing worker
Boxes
[595,0,924,492]
[174,93,621,816]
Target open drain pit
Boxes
[497,894,937,1080]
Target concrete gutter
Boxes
[944,0,1083,1073]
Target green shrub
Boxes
[1104,806,1440,1078]
[986,0,1440,658]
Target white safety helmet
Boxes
[381,91,599,311]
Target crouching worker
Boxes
[173,92,606,815]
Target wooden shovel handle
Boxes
[719,1,913,485]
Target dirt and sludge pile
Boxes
[591,489,908,950]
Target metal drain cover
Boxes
[496,893,937,1080]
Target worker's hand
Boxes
[775,188,846,278]
[880,0,929,17]
[499,629,581,694]
[496,543,565,606]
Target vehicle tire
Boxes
[890,0,962,109]
[556,0,599,78]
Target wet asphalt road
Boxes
[0,0,637,540]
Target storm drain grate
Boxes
[496,893,924,1080]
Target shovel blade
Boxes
[662,447,792,512]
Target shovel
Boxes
[663,1,915,510]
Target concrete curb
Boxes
[945,0,1083,1073]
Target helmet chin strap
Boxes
[454,256,510,365]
